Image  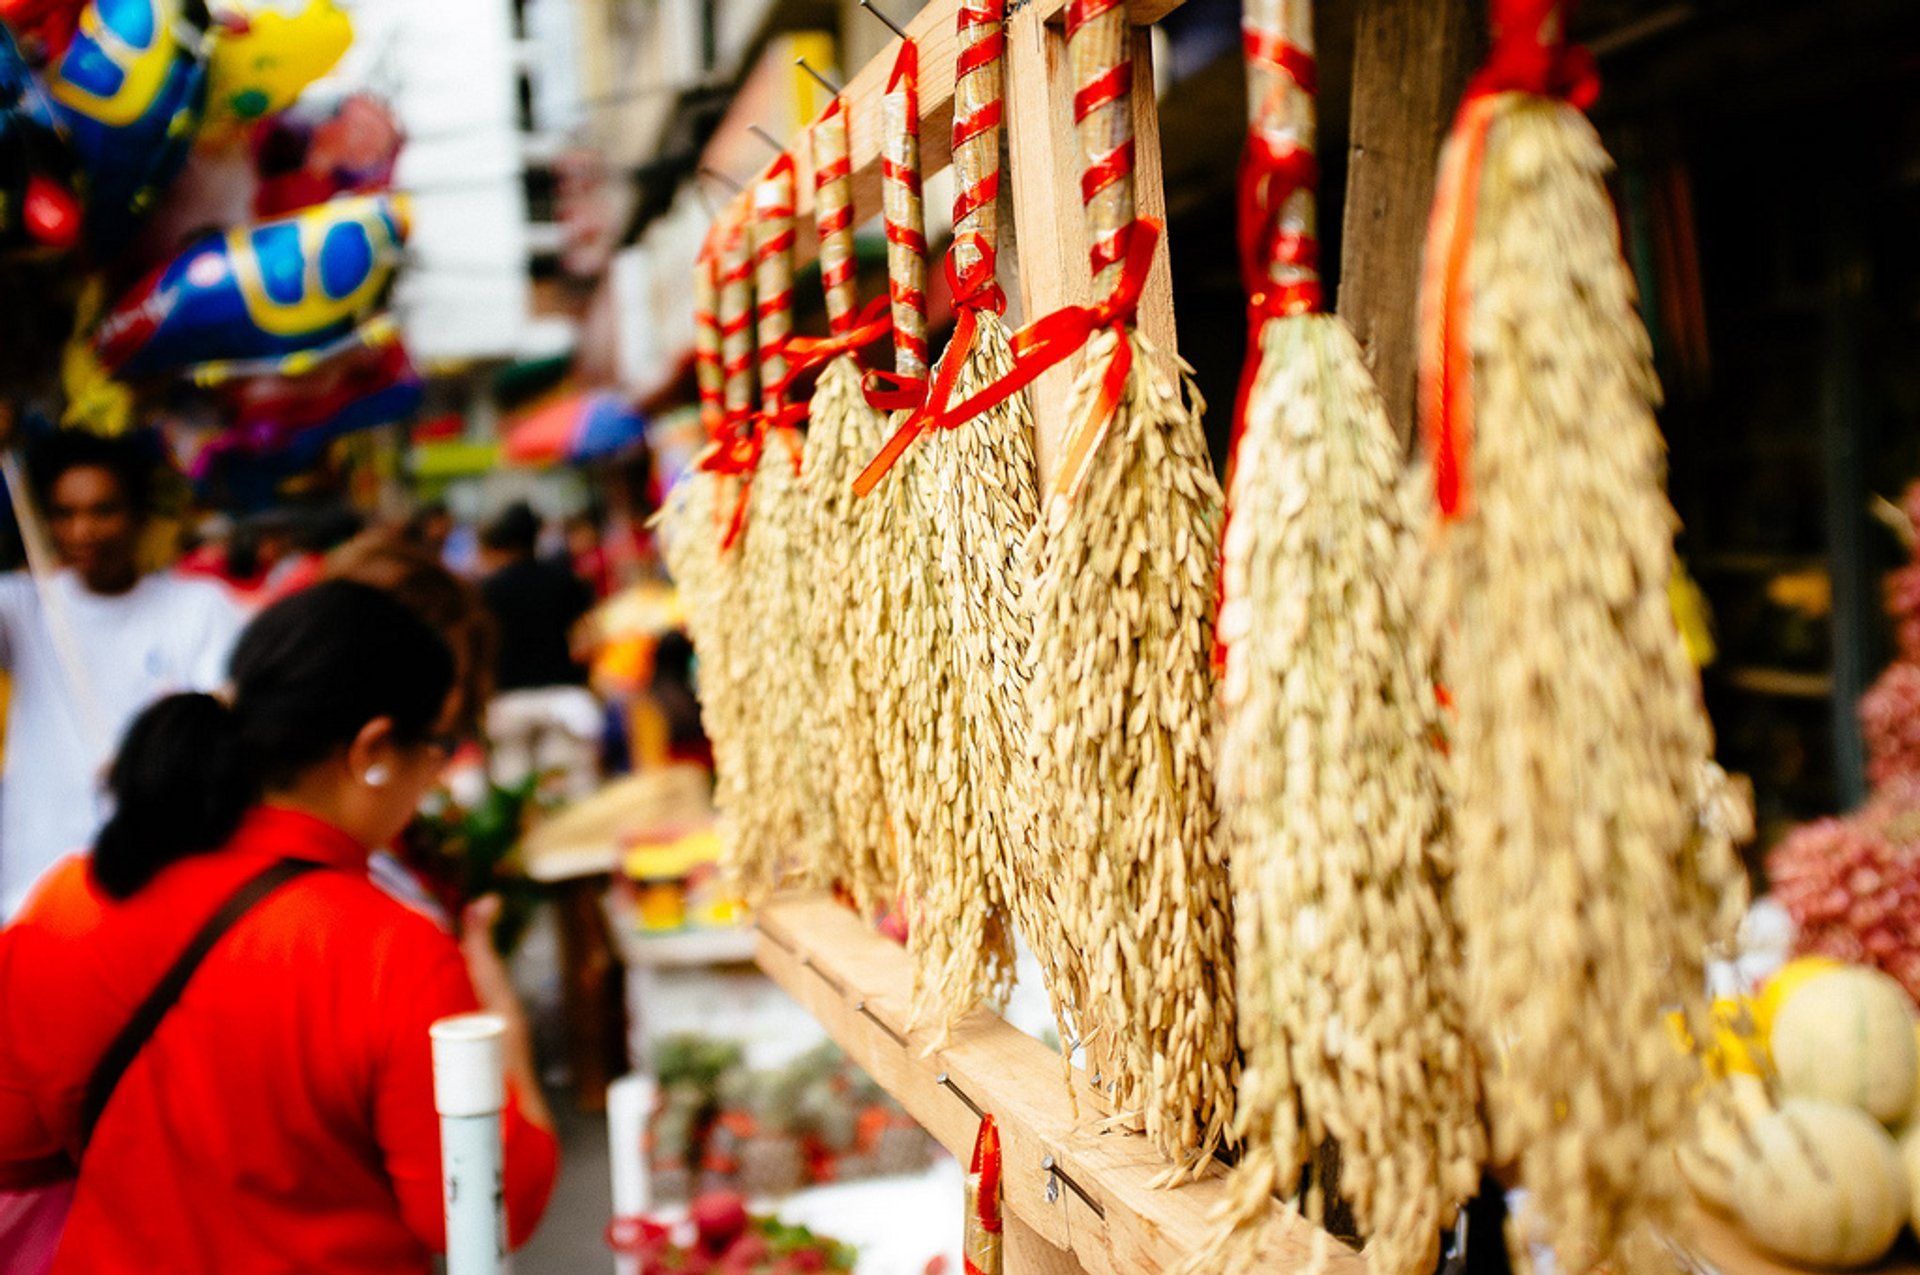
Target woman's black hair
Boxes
[91,581,457,898]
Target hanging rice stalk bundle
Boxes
[796,92,900,917]
[1195,1,1484,1268]
[733,152,831,900]
[658,202,762,890]
[933,0,1234,1178]
[854,34,1016,1033]
[702,196,775,894]
[1417,0,1746,1267]
[850,0,1037,1033]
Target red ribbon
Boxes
[851,234,1006,496]
[697,417,804,552]
[969,1115,1002,1244]
[777,296,894,388]
[854,220,1161,504]
[1422,0,1599,521]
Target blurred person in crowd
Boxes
[0,431,243,918]
[563,511,612,600]
[630,629,711,772]
[402,501,454,562]
[477,503,600,796]
[0,582,558,1271]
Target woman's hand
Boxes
[458,896,554,1133]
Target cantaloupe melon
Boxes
[1771,965,1918,1125]
[1756,955,1845,1035]
[1678,1073,1771,1213]
[1734,1099,1908,1267]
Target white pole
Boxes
[431,1012,510,1275]
[606,1073,656,1275]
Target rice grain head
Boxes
[801,355,901,914]
[1022,327,1237,1179]
[1193,312,1486,1275]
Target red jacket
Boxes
[0,807,559,1272]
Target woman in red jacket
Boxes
[0,581,559,1272]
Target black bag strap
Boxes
[79,857,322,1148]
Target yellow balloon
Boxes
[206,0,353,136]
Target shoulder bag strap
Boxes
[79,858,323,1148]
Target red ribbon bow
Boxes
[851,233,1007,496]
[852,219,1162,502]
[775,296,895,391]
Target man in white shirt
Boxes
[0,431,242,917]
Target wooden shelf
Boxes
[753,894,1361,1275]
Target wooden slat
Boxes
[754,894,1363,1275]
[1333,0,1480,445]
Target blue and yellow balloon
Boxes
[44,0,212,250]
[93,192,409,380]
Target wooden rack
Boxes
[756,896,1366,1275]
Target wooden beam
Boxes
[1333,0,1480,445]
[754,895,1363,1275]
[774,0,1181,267]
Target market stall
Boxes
[649,0,1920,1269]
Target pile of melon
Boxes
[1681,958,1920,1267]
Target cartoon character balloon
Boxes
[0,22,80,250]
[93,192,408,379]
[203,0,350,140]
[44,0,211,250]
[190,338,421,480]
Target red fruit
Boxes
[690,1192,751,1254]
[722,1233,770,1266]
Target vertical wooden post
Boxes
[1004,13,1175,490]
[1334,0,1480,445]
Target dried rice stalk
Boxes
[1022,326,1236,1181]
[1008,0,1236,1179]
[1201,316,1486,1275]
[913,0,1033,1033]
[801,354,898,912]
[928,307,1041,987]
[799,93,897,914]
[730,157,828,903]
[1193,1,1485,1266]
[1421,92,1744,1271]
[868,36,1016,1031]
[708,198,779,896]
[657,468,754,874]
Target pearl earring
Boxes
[363,763,392,787]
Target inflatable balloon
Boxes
[92,191,407,379]
[192,339,420,478]
[0,22,80,250]
[0,0,88,61]
[204,0,349,138]
[252,92,398,216]
[45,0,211,250]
